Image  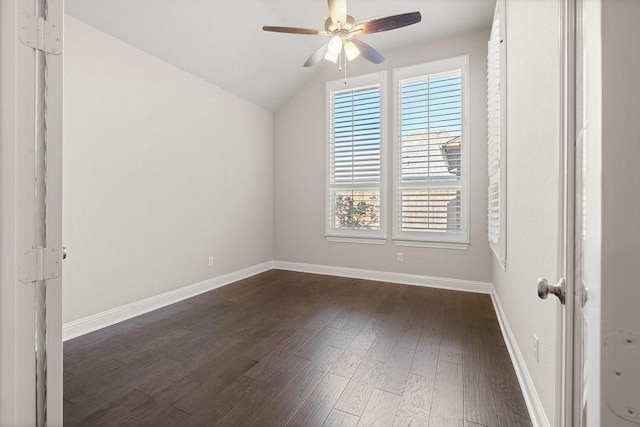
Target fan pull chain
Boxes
[343,52,347,84]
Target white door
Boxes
[0,0,64,425]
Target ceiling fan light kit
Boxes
[263,0,421,79]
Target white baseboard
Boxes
[62,261,274,341]
[490,289,550,427]
[273,260,493,294]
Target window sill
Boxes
[393,240,469,250]
[326,236,387,245]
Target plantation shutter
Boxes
[487,8,501,246]
[393,58,468,247]
[330,86,381,186]
[326,73,385,241]
[487,1,506,263]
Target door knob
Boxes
[537,277,565,304]
[62,247,68,260]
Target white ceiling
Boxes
[66,0,495,112]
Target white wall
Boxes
[63,17,274,323]
[274,30,492,282]
[491,0,561,424]
[598,0,640,425]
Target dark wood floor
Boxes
[64,270,531,426]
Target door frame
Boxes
[557,0,605,425]
[0,0,64,424]
[558,0,579,425]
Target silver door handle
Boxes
[62,247,68,260]
[537,277,565,304]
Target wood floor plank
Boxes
[258,354,311,389]
[326,327,359,350]
[329,316,382,378]
[377,344,415,395]
[322,409,360,427]
[487,341,532,427]
[463,420,490,427]
[333,357,385,416]
[69,389,150,427]
[438,309,464,365]
[214,381,272,426]
[328,346,368,379]
[393,373,433,427]
[64,357,125,399]
[463,329,498,427]
[395,306,425,351]
[304,344,344,374]
[124,377,200,426]
[173,373,255,420]
[65,355,180,423]
[245,323,327,381]
[295,325,340,361]
[287,373,349,426]
[428,361,463,427]
[358,388,403,426]
[116,327,194,364]
[366,307,411,363]
[141,406,192,427]
[136,358,191,397]
[245,347,343,426]
[410,308,442,381]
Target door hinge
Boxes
[19,12,62,55]
[18,247,62,283]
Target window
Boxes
[326,72,386,243]
[488,0,507,266]
[393,57,469,248]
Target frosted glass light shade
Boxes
[327,35,343,54]
[344,41,360,61]
[324,49,339,63]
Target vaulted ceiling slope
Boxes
[66,0,495,112]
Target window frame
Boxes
[325,71,387,244]
[392,56,470,249]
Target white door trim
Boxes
[0,0,64,424]
[582,0,602,424]
[1,1,38,423]
[558,0,579,425]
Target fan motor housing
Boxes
[325,15,355,33]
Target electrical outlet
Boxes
[396,252,404,262]
[208,256,214,267]
[533,334,540,363]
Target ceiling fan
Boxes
[262,0,421,68]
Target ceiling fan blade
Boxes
[327,0,347,26]
[357,12,421,34]
[304,43,329,67]
[262,26,321,35]
[350,39,384,64]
